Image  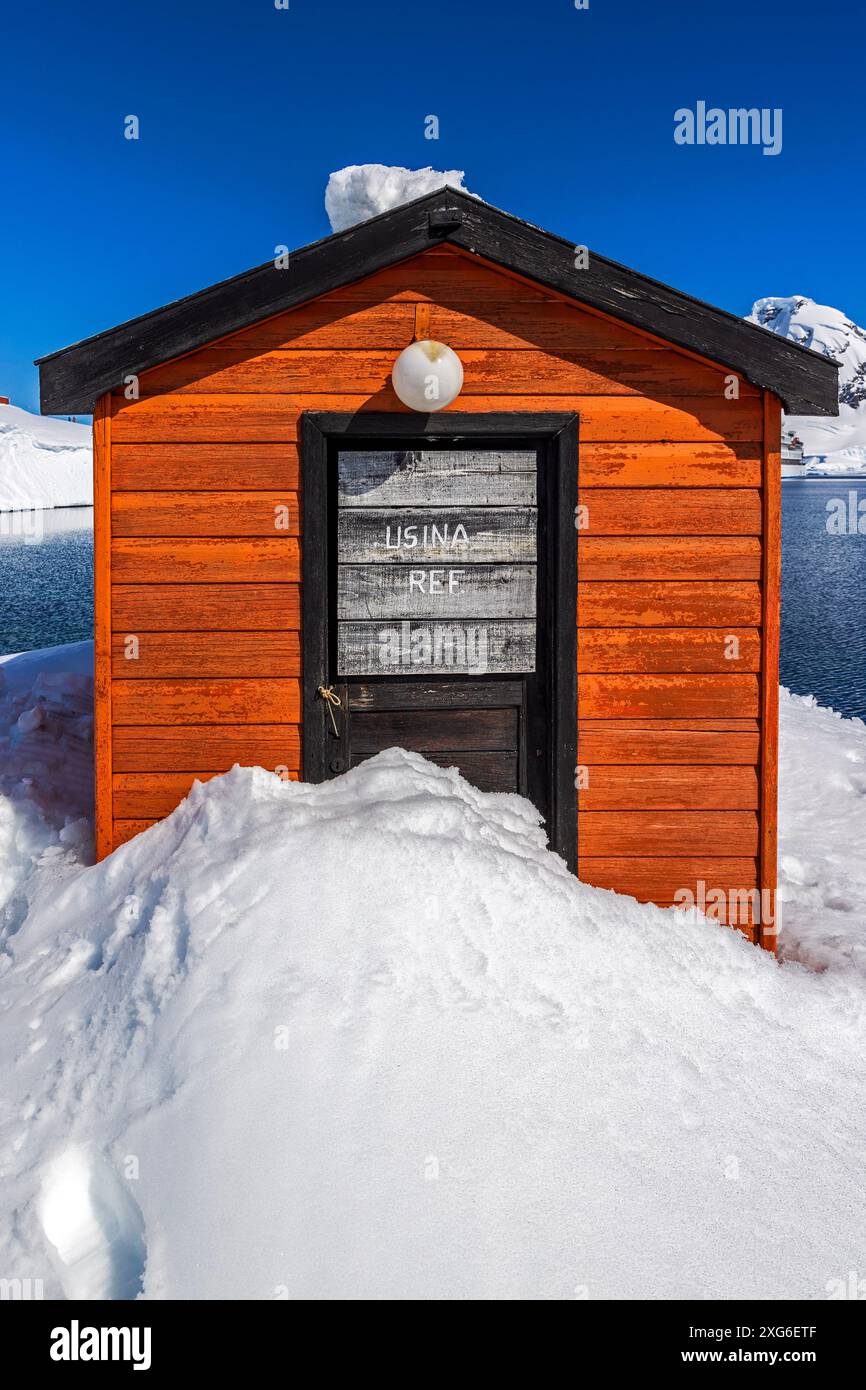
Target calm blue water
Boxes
[0,489,863,721]
[781,479,866,722]
[0,508,93,654]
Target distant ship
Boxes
[781,430,806,479]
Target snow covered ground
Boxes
[748,297,866,475]
[778,688,866,975]
[0,643,865,1300]
[0,404,92,512]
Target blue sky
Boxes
[2,0,861,414]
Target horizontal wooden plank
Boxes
[113,768,300,817]
[113,772,218,818]
[578,581,762,627]
[111,442,761,494]
[112,492,299,537]
[112,679,300,725]
[578,674,760,719]
[579,537,761,581]
[111,396,300,442]
[428,302,676,352]
[111,539,299,583]
[338,564,536,620]
[111,632,300,678]
[113,724,300,772]
[578,856,760,923]
[578,811,759,856]
[112,443,298,491]
[579,856,759,894]
[338,508,537,564]
[113,767,219,817]
[579,488,762,535]
[228,297,642,354]
[579,442,761,487]
[212,300,418,351]
[113,583,299,631]
[337,449,537,507]
[338,620,536,676]
[113,820,158,849]
[302,253,558,304]
[110,394,763,444]
[578,717,759,730]
[347,679,523,710]
[578,628,761,673]
[350,706,517,753]
[566,396,761,443]
[425,298,673,352]
[577,726,760,764]
[534,350,758,396]
[350,749,516,793]
[131,350,410,397]
[130,347,756,399]
[578,765,759,810]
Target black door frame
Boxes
[300,411,578,870]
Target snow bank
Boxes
[778,688,866,975]
[0,403,92,512]
[0,642,93,981]
[326,164,475,233]
[0,641,93,823]
[1,649,866,1299]
[748,296,866,474]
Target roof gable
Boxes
[37,188,839,416]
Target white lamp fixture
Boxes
[391,339,464,412]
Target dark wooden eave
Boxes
[36,187,840,416]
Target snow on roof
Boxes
[325,163,475,233]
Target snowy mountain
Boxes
[748,296,866,474]
[325,164,475,233]
[0,403,92,512]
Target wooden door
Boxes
[302,414,578,868]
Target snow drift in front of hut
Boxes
[325,164,475,233]
[0,403,92,512]
[2,647,866,1299]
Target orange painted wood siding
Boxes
[99,246,780,946]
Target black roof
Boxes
[36,187,839,416]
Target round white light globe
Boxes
[391,340,464,412]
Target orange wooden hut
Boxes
[37,190,838,947]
